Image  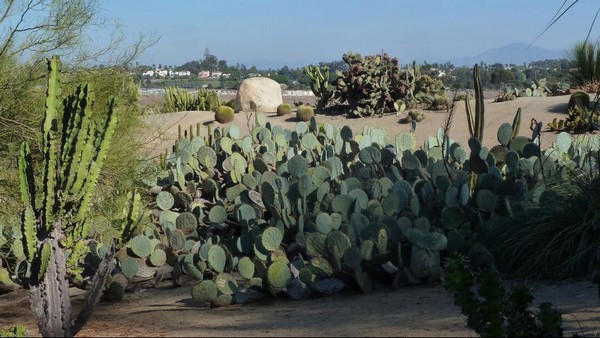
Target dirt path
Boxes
[1,279,598,337]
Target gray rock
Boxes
[234,287,266,304]
[286,278,312,300]
[312,278,345,295]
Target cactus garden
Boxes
[2,52,600,336]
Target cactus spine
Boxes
[19,56,118,337]
[465,64,485,142]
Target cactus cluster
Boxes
[304,65,333,110]
[493,87,517,102]
[413,72,447,110]
[496,79,570,101]
[129,71,575,307]
[548,105,600,132]
[9,62,590,312]
[520,79,546,97]
[164,87,221,112]
[331,53,448,118]
[547,91,598,132]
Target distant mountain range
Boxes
[242,42,568,70]
[440,42,568,67]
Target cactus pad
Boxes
[214,273,238,295]
[208,245,226,273]
[261,227,283,252]
[191,280,218,304]
[267,261,292,289]
[130,234,154,258]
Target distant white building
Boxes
[168,70,190,77]
[142,70,154,77]
[211,71,222,78]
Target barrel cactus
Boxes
[276,103,292,116]
[568,90,590,111]
[215,105,235,123]
[296,105,314,122]
[399,109,425,123]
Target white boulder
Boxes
[235,77,283,113]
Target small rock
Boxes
[286,278,311,300]
[234,287,266,304]
[312,278,345,296]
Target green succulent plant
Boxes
[215,105,235,123]
[276,103,292,116]
[296,105,315,122]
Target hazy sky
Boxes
[99,0,600,68]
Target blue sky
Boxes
[99,0,600,68]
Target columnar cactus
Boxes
[19,56,118,337]
[465,64,485,142]
[304,65,332,110]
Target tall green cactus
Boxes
[465,64,485,142]
[19,56,118,337]
[304,65,332,110]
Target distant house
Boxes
[170,70,191,77]
[221,73,231,79]
[157,69,169,77]
[211,71,222,78]
[142,70,154,77]
[198,70,210,78]
[429,68,446,78]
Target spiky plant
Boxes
[484,166,600,279]
[19,56,118,337]
[570,41,600,88]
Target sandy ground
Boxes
[2,94,598,337]
[139,94,577,159]
[1,278,598,337]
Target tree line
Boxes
[133,49,574,91]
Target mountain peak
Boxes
[443,43,567,67]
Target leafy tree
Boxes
[0,0,156,227]
[491,68,516,86]
[218,59,228,71]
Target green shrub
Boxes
[296,105,314,121]
[215,106,235,123]
[0,324,28,337]
[276,103,292,116]
[445,254,563,337]
[164,87,220,112]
